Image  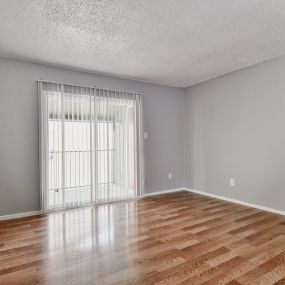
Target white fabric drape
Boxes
[38,81,143,211]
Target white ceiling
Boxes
[1,0,285,88]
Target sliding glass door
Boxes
[39,81,142,211]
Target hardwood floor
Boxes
[0,191,284,285]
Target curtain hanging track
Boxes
[37,79,141,95]
[37,79,96,90]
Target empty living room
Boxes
[0,1,285,284]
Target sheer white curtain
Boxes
[38,81,143,211]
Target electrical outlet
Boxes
[230,178,235,186]
[143,132,149,139]
[168,173,172,180]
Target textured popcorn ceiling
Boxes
[1,0,285,87]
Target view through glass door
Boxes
[39,82,142,211]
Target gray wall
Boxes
[185,56,285,211]
[0,57,185,216]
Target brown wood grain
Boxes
[0,191,284,285]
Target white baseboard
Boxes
[185,188,285,216]
[2,187,283,220]
[143,187,185,197]
[0,189,184,221]
[0,210,43,221]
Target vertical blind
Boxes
[38,81,143,211]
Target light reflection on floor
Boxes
[47,201,138,255]
[40,201,140,284]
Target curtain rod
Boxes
[96,87,141,96]
[37,79,96,89]
[37,79,141,95]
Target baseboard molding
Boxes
[2,187,282,220]
[185,188,285,216]
[0,210,43,221]
[0,188,185,221]
[143,187,185,197]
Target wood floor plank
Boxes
[0,191,284,285]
